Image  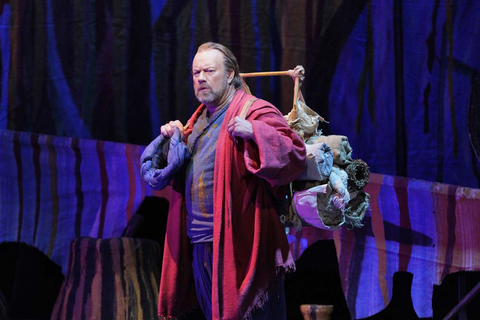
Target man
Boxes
[141,42,306,320]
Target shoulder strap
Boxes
[239,98,258,119]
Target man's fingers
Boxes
[161,120,184,138]
[160,124,171,137]
[228,117,254,141]
[172,120,185,134]
[227,121,234,132]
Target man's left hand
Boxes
[227,116,255,141]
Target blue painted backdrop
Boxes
[0,0,479,188]
[1,1,480,318]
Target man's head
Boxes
[192,42,242,108]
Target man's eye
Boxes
[206,69,214,73]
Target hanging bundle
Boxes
[240,66,370,231]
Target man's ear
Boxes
[228,70,235,85]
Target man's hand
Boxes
[160,120,184,138]
[227,116,254,141]
[141,126,190,190]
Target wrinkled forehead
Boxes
[192,49,225,70]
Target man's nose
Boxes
[197,71,206,82]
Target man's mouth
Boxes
[198,86,210,93]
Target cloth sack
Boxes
[312,135,353,166]
[296,142,333,182]
[140,128,190,190]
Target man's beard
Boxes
[195,77,228,105]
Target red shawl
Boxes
[158,90,306,320]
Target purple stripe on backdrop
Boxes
[17,134,37,245]
[31,134,42,243]
[49,136,79,265]
[96,140,109,238]
[36,134,53,249]
[72,138,84,238]
[125,144,136,221]
[46,135,60,257]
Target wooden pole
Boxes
[293,76,300,112]
[240,68,302,114]
[240,70,292,78]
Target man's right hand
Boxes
[160,120,184,138]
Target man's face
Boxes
[192,49,232,106]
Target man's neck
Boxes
[206,88,237,117]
